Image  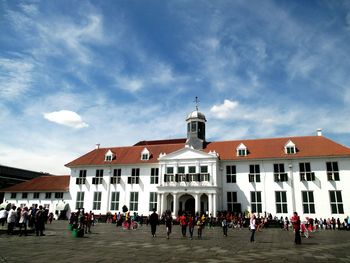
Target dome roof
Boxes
[186,110,206,121]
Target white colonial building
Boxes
[2,108,350,219]
[64,109,350,219]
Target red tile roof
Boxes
[0,175,70,193]
[204,136,350,160]
[65,143,186,167]
[65,136,350,167]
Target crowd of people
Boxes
[69,208,95,235]
[2,204,350,244]
[0,204,53,236]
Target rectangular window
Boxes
[79,170,87,178]
[111,169,122,184]
[329,191,344,214]
[150,168,159,184]
[286,146,295,154]
[33,192,40,199]
[93,192,102,210]
[96,169,104,177]
[130,192,139,211]
[110,192,120,211]
[237,149,247,156]
[165,167,174,182]
[22,193,28,199]
[149,192,157,211]
[326,162,340,181]
[200,166,208,173]
[92,169,104,184]
[177,166,185,174]
[188,166,196,174]
[226,165,236,183]
[249,164,260,182]
[227,192,237,212]
[45,192,52,199]
[275,191,288,213]
[55,192,64,199]
[77,170,87,184]
[302,191,315,214]
[273,163,288,182]
[128,168,140,184]
[251,191,262,213]
[299,163,315,181]
[166,167,174,174]
[76,192,85,209]
[10,193,16,199]
[141,153,149,160]
[191,122,197,132]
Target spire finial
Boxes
[194,96,200,111]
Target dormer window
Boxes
[284,140,296,155]
[236,143,247,157]
[105,149,115,162]
[141,148,150,161]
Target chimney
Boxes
[95,143,100,149]
[316,128,322,136]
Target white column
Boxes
[173,194,178,217]
[290,163,296,213]
[210,163,214,186]
[157,193,161,214]
[213,193,217,217]
[194,193,200,214]
[208,193,213,216]
[162,193,167,214]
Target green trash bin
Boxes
[72,228,84,238]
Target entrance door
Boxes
[184,197,195,216]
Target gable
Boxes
[159,146,218,161]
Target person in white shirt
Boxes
[7,206,17,235]
[0,208,8,226]
[250,214,256,242]
[19,207,29,236]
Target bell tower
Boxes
[186,97,206,150]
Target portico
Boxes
[157,188,218,217]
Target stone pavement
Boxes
[1,221,350,263]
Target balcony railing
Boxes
[163,173,210,183]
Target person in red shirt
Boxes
[291,212,301,244]
[179,213,188,237]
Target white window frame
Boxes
[93,191,102,210]
[110,191,120,211]
[149,192,157,211]
[130,192,139,211]
[275,191,288,213]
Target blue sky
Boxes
[1,0,350,174]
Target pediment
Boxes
[158,146,217,161]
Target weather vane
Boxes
[194,96,200,111]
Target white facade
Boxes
[65,151,350,219]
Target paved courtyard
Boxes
[1,221,350,262]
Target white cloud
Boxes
[210,99,239,119]
[43,110,89,129]
[0,58,33,99]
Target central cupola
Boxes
[186,99,206,150]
